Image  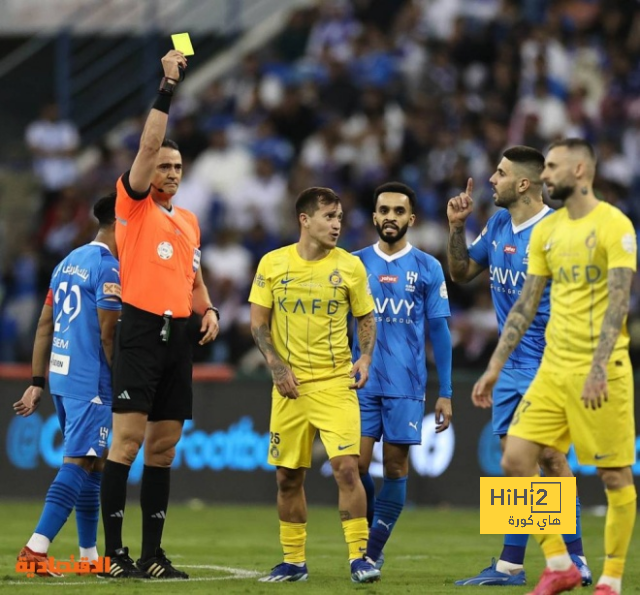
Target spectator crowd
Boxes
[2,0,640,368]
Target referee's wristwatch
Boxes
[203,306,220,321]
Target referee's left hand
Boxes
[434,397,452,433]
[199,310,220,345]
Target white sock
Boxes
[597,576,621,594]
[287,561,305,567]
[547,554,572,571]
[26,533,50,554]
[496,560,524,575]
[80,546,99,561]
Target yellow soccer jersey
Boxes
[249,244,374,392]
[528,201,637,371]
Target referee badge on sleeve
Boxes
[192,248,201,272]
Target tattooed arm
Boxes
[446,177,485,282]
[471,274,548,405]
[350,311,376,389]
[447,226,486,283]
[250,303,300,399]
[582,267,633,409]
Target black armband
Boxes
[32,376,45,389]
[153,93,172,114]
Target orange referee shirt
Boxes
[115,172,201,318]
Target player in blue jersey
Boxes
[446,146,590,586]
[13,194,121,577]
[352,181,453,569]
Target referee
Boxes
[100,50,220,579]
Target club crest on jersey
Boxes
[405,271,418,293]
[378,275,398,283]
[523,243,530,265]
[503,245,516,254]
[157,241,174,260]
[329,269,342,286]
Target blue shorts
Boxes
[492,368,538,437]
[359,394,425,445]
[52,395,111,458]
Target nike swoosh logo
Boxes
[281,278,295,285]
[337,443,355,451]
[594,453,613,460]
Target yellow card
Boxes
[171,33,194,56]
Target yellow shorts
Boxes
[507,359,636,467]
[267,384,361,468]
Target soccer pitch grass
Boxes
[1,502,638,594]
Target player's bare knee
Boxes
[146,444,176,467]
[331,457,359,489]
[538,448,571,477]
[276,467,304,493]
[383,458,408,479]
[597,466,632,490]
[501,452,526,476]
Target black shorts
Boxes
[112,304,193,421]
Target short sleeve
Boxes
[248,254,273,308]
[527,223,551,277]
[96,259,122,311]
[349,258,375,317]
[424,261,451,319]
[467,224,490,268]
[605,214,637,271]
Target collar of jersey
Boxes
[373,242,413,262]
[511,205,550,234]
[89,241,112,254]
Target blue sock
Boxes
[563,496,584,556]
[75,471,101,548]
[500,534,529,565]
[366,476,407,562]
[360,473,376,527]
[35,463,88,542]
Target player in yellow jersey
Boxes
[473,139,637,595]
[249,186,380,584]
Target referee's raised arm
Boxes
[129,50,187,194]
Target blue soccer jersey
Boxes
[48,241,121,403]
[352,243,450,399]
[467,206,552,369]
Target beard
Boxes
[548,182,574,202]
[493,184,518,208]
[375,221,409,244]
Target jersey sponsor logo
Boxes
[329,269,342,286]
[489,265,525,289]
[192,247,201,272]
[378,275,398,283]
[103,282,121,297]
[439,281,448,299]
[374,297,415,318]
[503,245,516,254]
[61,264,89,281]
[157,241,174,260]
[406,271,418,293]
[622,233,637,254]
[277,297,340,315]
[254,273,265,288]
[52,337,69,349]
[49,352,70,376]
[556,265,602,284]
